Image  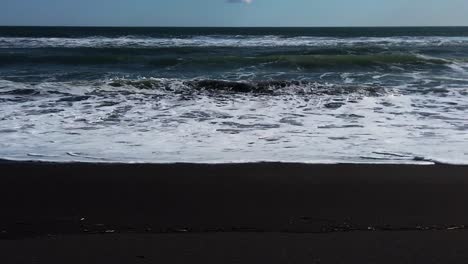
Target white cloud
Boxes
[227,0,253,4]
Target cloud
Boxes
[227,0,253,4]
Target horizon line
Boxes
[1,25,468,28]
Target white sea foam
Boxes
[0,77,467,164]
[2,36,468,48]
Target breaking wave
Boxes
[1,27,467,164]
[2,36,468,49]
[106,78,389,96]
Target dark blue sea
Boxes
[0,27,467,163]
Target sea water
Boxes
[0,27,467,164]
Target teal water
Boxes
[0,27,467,163]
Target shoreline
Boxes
[0,157,459,165]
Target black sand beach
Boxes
[1,161,468,263]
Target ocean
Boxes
[0,27,467,164]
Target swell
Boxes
[0,53,451,69]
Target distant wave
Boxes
[0,53,451,69]
[2,36,468,49]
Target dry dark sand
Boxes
[1,161,468,263]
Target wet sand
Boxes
[1,161,468,263]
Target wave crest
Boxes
[108,78,389,96]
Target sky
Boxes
[1,0,468,27]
